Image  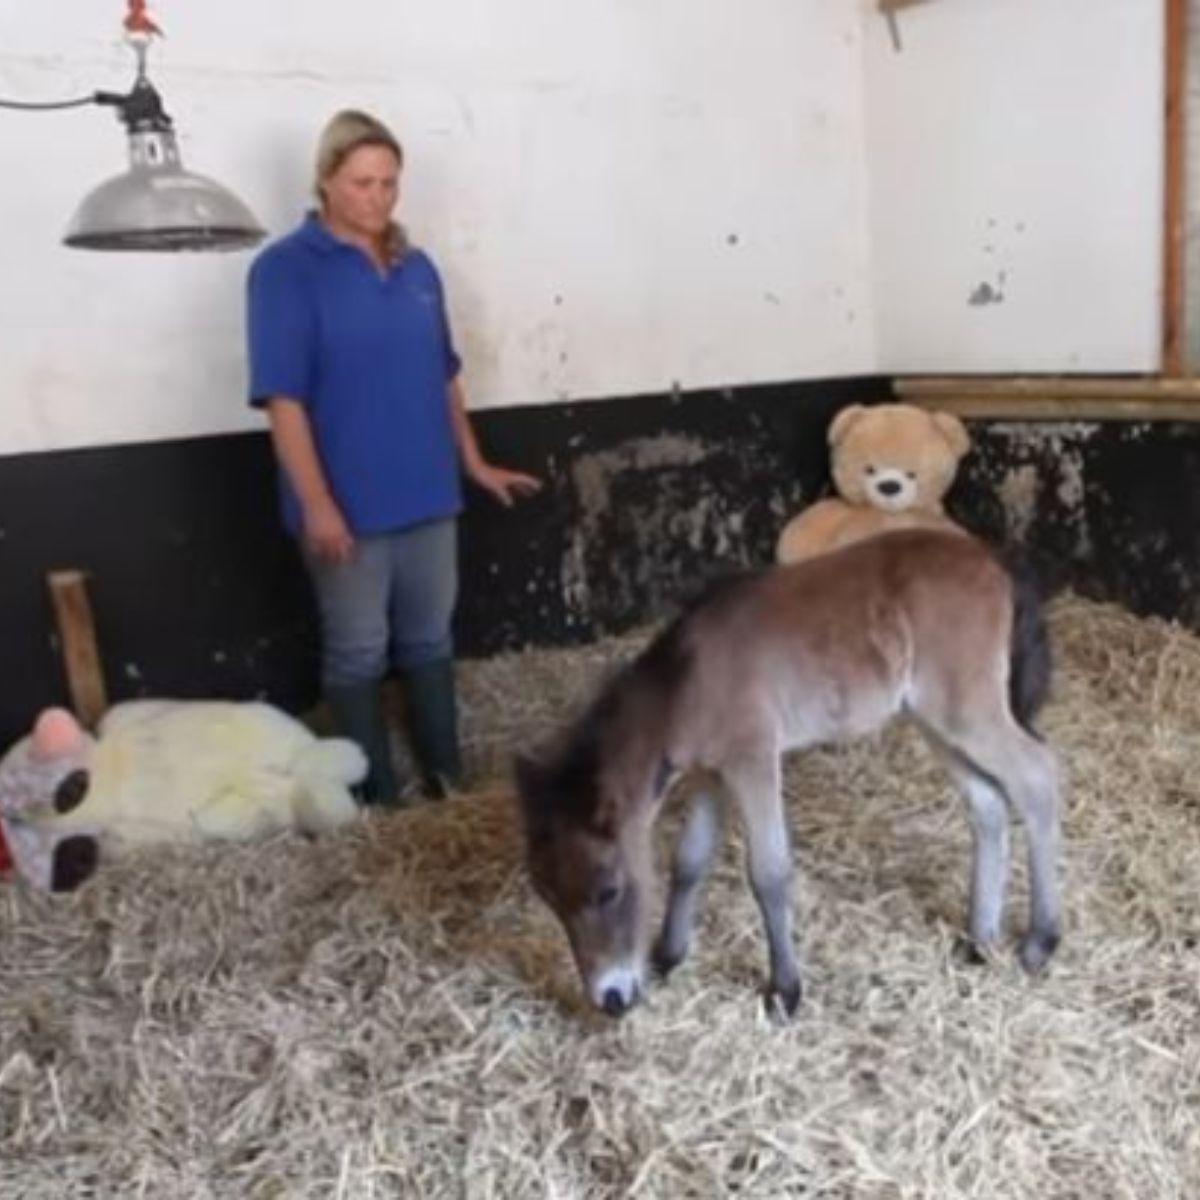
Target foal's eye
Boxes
[593,883,621,910]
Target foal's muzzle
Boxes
[590,964,643,1017]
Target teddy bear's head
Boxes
[828,403,970,515]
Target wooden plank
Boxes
[894,374,1200,420]
[902,396,1200,421]
[894,374,1200,398]
[1163,0,1187,375]
[46,570,108,729]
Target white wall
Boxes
[0,1,1170,458]
[864,0,1164,374]
[0,0,873,456]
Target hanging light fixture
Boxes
[1,1,264,252]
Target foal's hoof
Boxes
[1019,929,1061,975]
[651,939,686,980]
[763,977,803,1019]
[953,935,995,967]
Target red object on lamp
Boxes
[124,0,163,38]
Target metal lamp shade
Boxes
[63,128,265,252]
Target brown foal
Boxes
[516,529,1060,1017]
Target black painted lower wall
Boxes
[2,379,1198,747]
[955,421,1200,630]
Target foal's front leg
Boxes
[726,751,802,1016]
[654,786,721,978]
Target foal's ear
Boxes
[513,750,554,837]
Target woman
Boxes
[247,109,540,804]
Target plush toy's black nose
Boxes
[50,835,99,892]
[54,769,90,814]
[877,479,902,497]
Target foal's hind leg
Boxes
[653,785,722,978]
[936,756,1011,958]
[1006,738,1062,973]
[723,749,802,1015]
[934,720,1062,972]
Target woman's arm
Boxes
[447,375,541,507]
[266,397,355,562]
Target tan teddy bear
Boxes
[776,402,971,565]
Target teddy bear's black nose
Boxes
[877,479,902,497]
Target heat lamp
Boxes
[0,1,264,252]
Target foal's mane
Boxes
[518,570,758,832]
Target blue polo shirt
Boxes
[246,213,464,537]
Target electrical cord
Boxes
[0,94,101,111]
[1,5,161,115]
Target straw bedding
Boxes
[2,593,1199,1198]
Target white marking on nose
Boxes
[590,963,643,1014]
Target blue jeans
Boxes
[304,518,458,689]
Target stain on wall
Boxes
[968,278,1006,307]
[455,378,886,653]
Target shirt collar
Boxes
[298,210,410,263]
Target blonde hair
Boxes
[313,109,403,198]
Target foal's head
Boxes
[515,732,653,1016]
[515,616,698,1015]
[513,657,672,1022]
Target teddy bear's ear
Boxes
[31,708,85,761]
[931,411,971,459]
[828,405,866,448]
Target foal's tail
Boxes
[1001,551,1052,735]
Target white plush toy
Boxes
[0,700,367,892]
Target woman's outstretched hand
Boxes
[467,461,543,508]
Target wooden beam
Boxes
[894,374,1200,421]
[895,374,1200,398]
[1163,0,1187,375]
[46,570,108,729]
[902,396,1200,421]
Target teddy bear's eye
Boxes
[54,769,90,814]
[865,465,876,475]
[905,471,917,481]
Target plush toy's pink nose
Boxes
[31,707,85,759]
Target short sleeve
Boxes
[246,249,315,408]
[421,253,463,382]
[440,300,463,382]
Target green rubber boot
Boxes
[398,658,463,799]
[325,682,400,806]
